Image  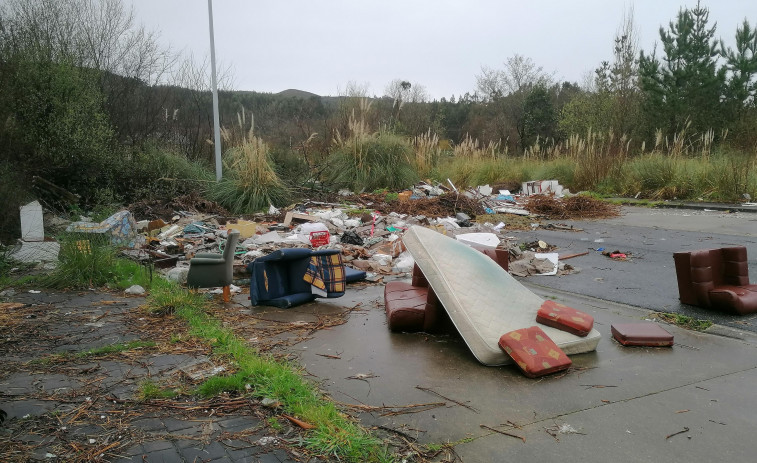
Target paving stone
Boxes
[141,439,175,452]
[163,417,199,432]
[138,447,183,463]
[180,441,228,461]
[131,417,166,432]
[256,452,285,463]
[0,399,57,419]
[272,450,290,461]
[217,416,260,433]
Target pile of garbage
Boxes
[7,178,604,286]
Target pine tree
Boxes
[639,1,726,139]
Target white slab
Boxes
[403,226,600,366]
[20,201,44,241]
[9,240,60,263]
[455,232,500,249]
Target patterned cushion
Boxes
[498,326,572,378]
[536,300,594,337]
[303,254,345,293]
[611,323,674,347]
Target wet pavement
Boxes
[510,206,757,332]
[0,291,310,463]
[300,284,757,462]
[3,204,757,462]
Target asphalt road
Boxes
[504,206,757,332]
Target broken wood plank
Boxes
[558,251,590,260]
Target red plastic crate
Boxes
[309,231,330,247]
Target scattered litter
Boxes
[28,290,41,294]
[257,436,278,446]
[124,285,145,295]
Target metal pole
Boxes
[208,0,222,181]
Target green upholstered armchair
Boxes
[187,231,239,301]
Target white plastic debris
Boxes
[534,253,559,276]
[456,232,500,249]
[124,285,145,295]
[393,252,415,273]
[372,253,393,266]
[268,204,280,215]
[478,184,493,196]
[255,231,284,244]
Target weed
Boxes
[653,312,713,331]
[138,380,178,401]
[385,192,399,201]
[79,340,156,357]
[39,234,118,289]
[267,416,283,432]
[31,340,156,365]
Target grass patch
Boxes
[137,380,178,401]
[147,282,390,462]
[653,312,713,331]
[32,340,156,365]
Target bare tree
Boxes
[476,54,554,100]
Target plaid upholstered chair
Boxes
[248,248,351,308]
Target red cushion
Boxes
[498,326,571,378]
[536,300,594,337]
[709,285,757,315]
[611,323,673,347]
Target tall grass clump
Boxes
[40,234,118,289]
[126,144,214,202]
[208,110,289,213]
[328,105,418,191]
[412,129,441,176]
[453,134,502,159]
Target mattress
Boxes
[402,225,601,366]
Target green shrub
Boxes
[207,136,290,213]
[40,234,117,289]
[327,132,418,191]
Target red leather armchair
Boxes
[673,246,757,315]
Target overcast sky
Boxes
[128,0,757,99]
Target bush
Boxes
[40,234,118,289]
[327,132,418,191]
[207,136,290,213]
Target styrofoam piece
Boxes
[478,184,493,196]
[402,226,600,366]
[9,240,60,263]
[393,251,415,273]
[255,231,284,244]
[534,252,559,275]
[372,253,393,266]
[20,201,45,241]
[456,232,500,249]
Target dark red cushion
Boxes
[611,323,674,347]
[536,300,594,337]
[498,326,571,378]
[709,285,757,315]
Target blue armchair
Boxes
[248,248,354,308]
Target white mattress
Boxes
[403,226,601,366]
